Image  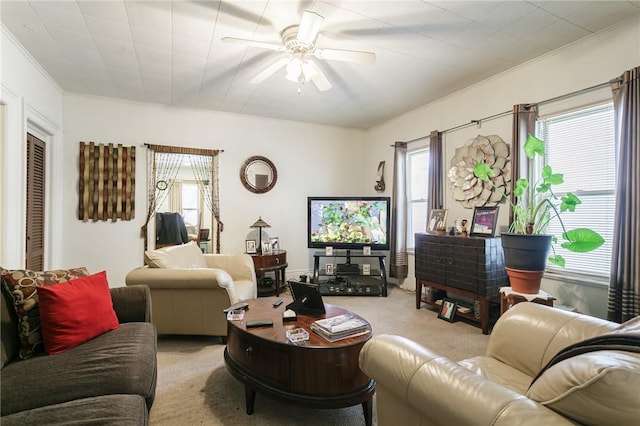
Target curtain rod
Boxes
[394,109,511,146]
[394,77,618,147]
[442,110,512,134]
[525,80,615,108]
[143,143,224,154]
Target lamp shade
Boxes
[250,217,270,229]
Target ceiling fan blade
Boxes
[307,61,332,92]
[297,11,324,45]
[313,48,376,65]
[250,57,289,84]
[221,37,285,52]
[219,1,273,28]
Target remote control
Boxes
[273,299,283,307]
[223,302,249,313]
[246,319,273,328]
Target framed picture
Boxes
[427,209,448,233]
[326,263,334,275]
[470,206,499,237]
[245,240,256,254]
[325,246,333,256]
[261,241,272,255]
[363,246,371,256]
[362,264,371,275]
[269,237,279,252]
[438,298,458,322]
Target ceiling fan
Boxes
[222,11,376,93]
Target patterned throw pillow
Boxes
[0,267,90,359]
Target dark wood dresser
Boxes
[415,233,507,334]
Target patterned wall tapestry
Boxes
[78,142,135,221]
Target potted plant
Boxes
[473,134,604,293]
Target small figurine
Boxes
[460,219,468,237]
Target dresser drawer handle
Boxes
[245,346,253,357]
[276,258,280,264]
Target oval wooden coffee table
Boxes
[224,297,375,426]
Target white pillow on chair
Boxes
[145,241,207,269]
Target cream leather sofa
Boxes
[126,242,257,337]
[359,303,640,426]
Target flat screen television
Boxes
[308,196,391,250]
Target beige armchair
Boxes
[126,242,257,337]
[359,303,640,426]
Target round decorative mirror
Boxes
[240,156,277,194]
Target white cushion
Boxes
[144,241,208,269]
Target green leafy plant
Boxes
[473,134,604,267]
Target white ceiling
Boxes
[2,1,639,129]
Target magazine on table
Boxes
[310,314,370,341]
[313,313,369,333]
[310,323,371,342]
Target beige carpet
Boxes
[150,285,489,425]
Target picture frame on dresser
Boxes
[427,209,448,233]
[246,240,257,254]
[470,206,499,237]
[438,298,458,322]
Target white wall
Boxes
[62,94,366,286]
[0,25,64,269]
[365,17,640,318]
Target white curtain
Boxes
[169,180,183,213]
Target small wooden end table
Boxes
[251,250,287,296]
[500,287,555,315]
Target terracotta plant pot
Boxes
[505,268,544,294]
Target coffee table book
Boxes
[310,314,370,342]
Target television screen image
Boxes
[308,197,390,250]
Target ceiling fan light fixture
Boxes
[285,58,302,82]
[284,58,318,84]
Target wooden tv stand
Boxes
[312,251,387,297]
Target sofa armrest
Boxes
[125,267,233,290]
[204,254,256,284]
[486,303,618,377]
[110,285,151,323]
[359,334,573,426]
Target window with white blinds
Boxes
[407,147,429,249]
[537,103,616,281]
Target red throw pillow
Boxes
[37,271,119,355]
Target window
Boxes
[537,103,616,281]
[181,182,200,227]
[407,147,429,249]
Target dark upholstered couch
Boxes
[1,285,157,425]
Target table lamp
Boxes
[250,217,271,254]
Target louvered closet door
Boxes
[26,133,46,270]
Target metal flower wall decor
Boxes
[448,135,511,209]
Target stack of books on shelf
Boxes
[310,314,370,342]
